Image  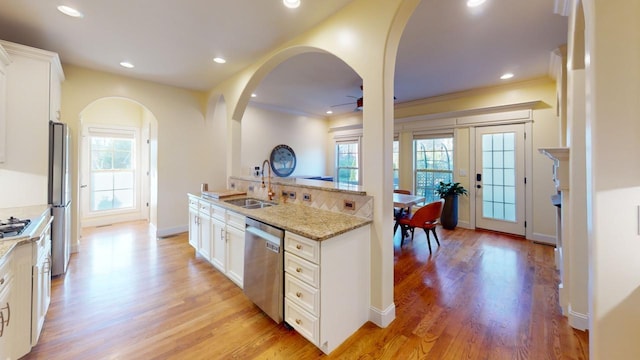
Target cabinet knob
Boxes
[296,244,302,250]
[0,277,4,285]
[295,267,302,273]
[295,319,302,325]
[296,292,302,298]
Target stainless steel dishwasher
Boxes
[244,217,284,323]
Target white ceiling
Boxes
[0,0,567,117]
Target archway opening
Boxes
[78,97,158,230]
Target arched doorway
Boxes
[78,97,158,230]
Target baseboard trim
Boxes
[157,225,188,238]
[369,302,396,328]
[456,220,472,230]
[530,232,556,246]
[568,304,589,330]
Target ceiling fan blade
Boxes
[330,101,357,108]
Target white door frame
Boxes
[469,121,533,238]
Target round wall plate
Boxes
[270,144,296,177]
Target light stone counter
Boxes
[190,194,371,241]
[0,205,51,261]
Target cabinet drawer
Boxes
[226,211,245,230]
[284,252,319,288]
[285,298,319,346]
[285,273,319,316]
[199,202,211,216]
[188,197,199,210]
[285,232,319,264]
[210,204,226,221]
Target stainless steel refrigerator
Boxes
[49,121,71,276]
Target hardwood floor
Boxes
[23,221,588,359]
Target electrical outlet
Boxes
[230,182,236,189]
[253,166,261,177]
[343,200,355,211]
[288,191,296,200]
[248,185,254,192]
[303,193,311,202]
[281,191,288,198]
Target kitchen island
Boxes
[188,192,371,354]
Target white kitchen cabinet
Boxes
[0,43,10,164]
[0,40,64,207]
[32,219,52,346]
[284,225,371,355]
[197,202,212,261]
[10,242,34,359]
[188,202,199,249]
[210,216,226,272]
[225,211,245,288]
[0,249,14,360]
[187,195,246,288]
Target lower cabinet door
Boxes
[211,218,226,271]
[226,225,245,288]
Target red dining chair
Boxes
[393,189,413,237]
[397,199,444,253]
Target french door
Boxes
[475,124,526,235]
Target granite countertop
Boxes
[190,194,371,241]
[0,204,51,261]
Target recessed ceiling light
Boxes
[120,61,135,69]
[500,73,514,80]
[326,110,333,115]
[283,0,301,9]
[466,0,486,7]
[57,5,84,18]
[251,93,257,98]
[213,57,226,64]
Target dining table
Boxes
[393,192,425,237]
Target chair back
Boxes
[393,189,411,195]
[409,199,444,227]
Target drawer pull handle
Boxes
[0,301,10,336]
[295,319,302,325]
[296,292,302,298]
[0,277,3,285]
[295,267,302,273]
[296,244,302,250]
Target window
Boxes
[393,139,399,189]
[414,136,454,204]
[89,134,135,212]
[336,139,360,185]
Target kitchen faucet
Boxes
[261,159,274,201]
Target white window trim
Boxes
[335,136,362,185]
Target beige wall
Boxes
[240,105,329,178]
[61,65,209,239]
[582,0,640,358]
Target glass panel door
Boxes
[475,124,525,235]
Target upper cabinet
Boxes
[0,43,11,163]
[0,40,64,206]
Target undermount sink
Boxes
[224,197,275,209]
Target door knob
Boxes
[476,185,482,189]
[80,185,87,188]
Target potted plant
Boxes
[435,181,468,230]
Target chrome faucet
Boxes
[261,159,274,201]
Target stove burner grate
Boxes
[0,217,31,239]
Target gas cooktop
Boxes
[0,217,31,239]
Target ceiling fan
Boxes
[331,86,364,112]
[330,85,396,112]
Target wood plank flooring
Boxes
[23,221,589,359]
